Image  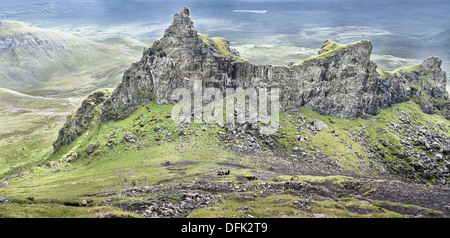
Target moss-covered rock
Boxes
[52,90,110,152]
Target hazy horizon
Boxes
[1,0,450,75]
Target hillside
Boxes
[2,99,450,218]
[0,21,142,97]
[99,35,149,52]
[1,7,450,219]
[0,88,81,176]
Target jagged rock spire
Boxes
[54,7,450,153]
[183,6,191,16]
[163,6,197,38]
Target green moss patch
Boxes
[318,40,345,54]
[293,40,369,66]
[198,33,211,45]
[211,37,231,56]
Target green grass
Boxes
[2,97,450,217]
[376,68,394,79]
[372,200,443,217]
[277,100,450,177]
[276,107,370,173]
[310,197,405,218]
[1,101,234,200]
[188,194,309,218]
[0,88,82,175]
[318,40,345,54]
[188,188,415,218]
[292,40,370,66]
[0,202,140,218]
[377,63,424,79]
[198,33,211,45]
[274,174,360,188]
[197,33,248,62]
[392,64,423,74]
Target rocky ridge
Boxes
[52,89,109,151]
[99,7,448,122]
[54,7,449,152]
[52,7,450,185]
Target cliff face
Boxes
[100,7,241,121]
[53,90,109,152]
[54,7,449,152]
[377,56,449,114]
[100,7,448,122]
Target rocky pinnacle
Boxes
[54,7,450,151]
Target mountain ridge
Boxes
[102,7,448,121]
[54,7,450,152]
[0,21,141,96]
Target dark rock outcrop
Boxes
[53,90,109,152]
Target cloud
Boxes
[299,26,392,43]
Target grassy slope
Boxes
[0,88,83,174]
[0,101,237,217]
[1,98,449,217]
[0,21,141,97]
[197,33,247,62]
[292,40,370,66]
[99,35,148,52]
[2,102,227,192]
[0,22,144,191]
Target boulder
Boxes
[431,142,441,150]
[123,132,136,143]
[86,143,97,154]
[313,120,329,131]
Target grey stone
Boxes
[313,120,329,131]
[123,132,136,143]
[431,142,441,150]
[86,143,97,154]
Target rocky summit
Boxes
[55,7,449,152]
[101,6,448,121]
